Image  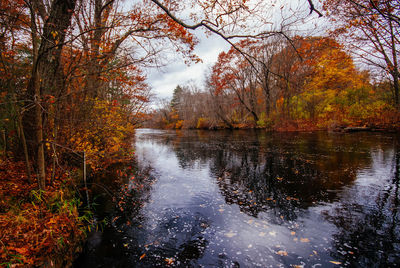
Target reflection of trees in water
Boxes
[135,130,399,266]
[324,142,400,267]
[76,159,158,267]
[164,130,384,221]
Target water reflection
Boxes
[166,131,380,219]
[324,144,400,266]
[75,129,400,267]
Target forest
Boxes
[0,0,399,266]
[149,36,399,131]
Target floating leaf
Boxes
[225,231,237,237]
[139,253,146,260]
[165,257,175,265]
[300,238,310,243]
[276,250,288,256]
[329,261,342,265]
[291,231,296,235]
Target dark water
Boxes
[75,129,400,267]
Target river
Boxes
[75,129,400,267]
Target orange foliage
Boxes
[0,159,84,267]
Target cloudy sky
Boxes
[146,31,230,101]
[143,0,323,103]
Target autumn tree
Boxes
[211,40,263,125]
[323,0,400,108]
[295,37,371,122]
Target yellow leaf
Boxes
[290,231,296,235]
[165,257,174,265]
[300,238,310,242]
[329,261,342,265]
[276,250,288,256]
[225,231,237,237]
[139,253,146,260]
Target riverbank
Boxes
[0,159,85,267]
[0,148,137,267]
[151,118,400,133]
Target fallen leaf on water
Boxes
[313,250,318,255]
[291,265,304,268]
[247,219,254,224]
[290,231,296,235]
[165,258,175,265]
[139,253,146,260]
[225,231,237,237]
[276,177,283,181]
[218,209,225,212]
[300,238,310,242]
[123,243,129,247]
[276,250,288,256]
[329,261,342,265]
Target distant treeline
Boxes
[147,37,399,131]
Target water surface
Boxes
[75,129,400,267]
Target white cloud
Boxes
[147,31,230,100]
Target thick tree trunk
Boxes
[25,0,76,189]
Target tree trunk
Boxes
[394,74,399,109]
[14,95,32,183]
[34,70,46,189]
[25,0,77,189]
